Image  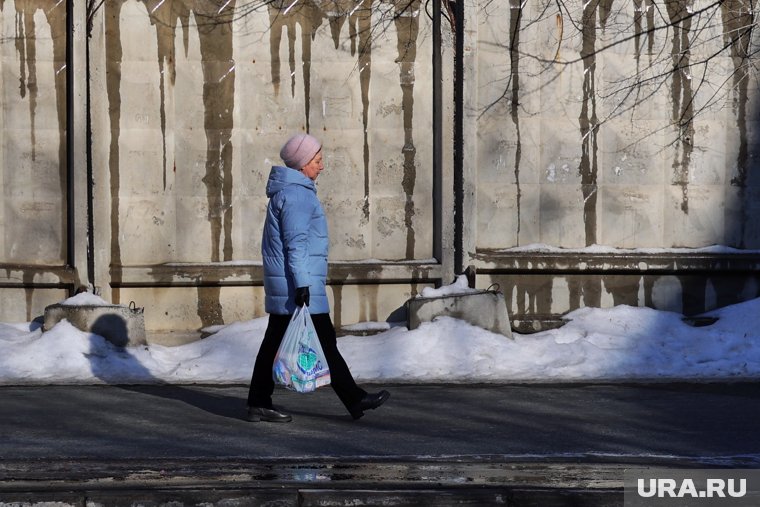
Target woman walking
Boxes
[247,133,390,423]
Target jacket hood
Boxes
[266,165,316,198]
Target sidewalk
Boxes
[2,382,759,505]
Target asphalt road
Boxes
[2,382,759,464]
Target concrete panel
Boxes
[3,128,63,197]
[650,275,684,314]
[369,195,412,259]
[599,122,667,185]
[308,63,366,128]
[117,86,162,132]
[597,53,671,123]
[538,63,586,119]
[724,186,760,249]
[172,62,206,131]
[2,130,64,263]
[173,130,211,195]
[688,56,736,114]
[539,130,583,185]
[1,63,64,132]
[3,199,64,263]
[317,141,365,194]
[119,197,177,264]
[234,193,268,260]
[530,7,581,62]
[477,182,542,249]
[327,283,430,330]
[0,288,67,323]
[726,120,760,189]
[599,185,664,248]
[114,283,423,335]
[476,109,543,250]
[174,196,213,262]
[323,195,372,260]
[689,120,729,185]
[477,183,519,249]
[118,128,165,195]
[118,2,159,62]
[372,151,408,196]
[663,185,726,247]
[478,117,542,185]
[539,185,587,248]
[116,286,267,333]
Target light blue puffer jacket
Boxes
[262,166,329,315]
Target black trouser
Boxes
[247,313,366,410]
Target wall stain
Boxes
[602,275,639,307]
[269,0,372,220]
[267,1,421,239]
[503,276,552,329]
[9,0,68,262]
[359,284,379,323]
[722,1,754,247]
[15,7,37,160]
[332,284,343,330]
[396,0,420,259]
[666,1,694,214]
[23,271,35,321]
[567,276,601,312]
[633,0,655,67]
[578,0,605,246]
[106,0,236,324]
[197,285,224,328]
[353,0,372,225]
[509,0,522,244]
[503,272,760,333]
[268,1,323,132]
[144,0,191,191]
[104,1,422,326]
[105,0,128,303]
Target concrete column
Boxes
[439,2,457,286]
[460,0,479,274]
[87,5,113,302]
[72,0,90,289]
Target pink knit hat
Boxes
[280,133,322,170]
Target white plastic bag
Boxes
[272,306,331,393]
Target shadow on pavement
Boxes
[86,314,248,421]
[119,385,247,421]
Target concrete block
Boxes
[43,302,147,347]
[406,290,514,339]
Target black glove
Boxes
[295,286,310,307]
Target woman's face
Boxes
[301,150,324,181]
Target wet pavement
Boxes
[1,382,759,505]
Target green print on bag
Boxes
[297,332,323,375]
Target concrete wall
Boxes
[86,0,442,332]
[1,0,759,335]
[474,1,760,250]
[469,0,760,329]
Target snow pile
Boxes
[418,275,480,298]
[0,297,759,385]
[59,292,117,306]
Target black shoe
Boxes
[349,390,390,420]
[246,406,292,423]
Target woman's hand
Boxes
[295,286,310,307]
